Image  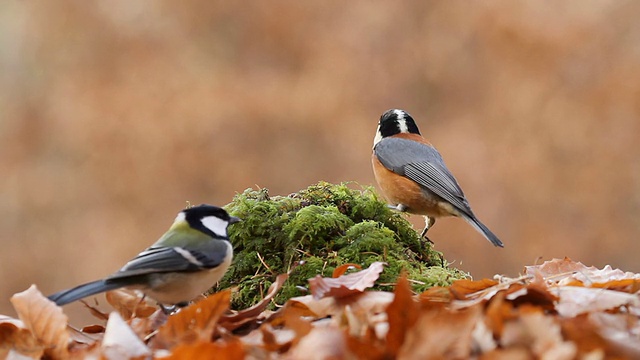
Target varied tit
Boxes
[372,109,503,247]
[48,204,241,308]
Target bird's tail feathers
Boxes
[48,279,126,306]
[461,215,504,247]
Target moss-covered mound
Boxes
[217,181,469,309]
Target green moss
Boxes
[215,181,469,308]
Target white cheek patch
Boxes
[373,125,383,147]
[201,216,229,237]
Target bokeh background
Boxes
[2,1,640,323]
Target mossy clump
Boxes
[216,181,469,309]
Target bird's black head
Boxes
[181,204,241,239]
[374,109,421,146]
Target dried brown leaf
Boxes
[309,261,385,300]
[259,323,298,352]
[472,316,497,354]
[568,264,640,286]
[164,338,245,360]
[525,258,640,287]
[501,309,576,359]
[449,278,499,300]
[154,289,231,349]
[588,312,640,358]
[398,303,482,359]
[128,310,167,342]
[418,286,452,303]
[265,300,315,349]
[506,284,557,311]
[70,325,103,344]
[385,273,418,357]
[280,306,313,345]
[549,286,640,317]
[484,292,513,338]
[102,311,151,360]
[560,315,610,357]
[105,289,157,319]
[81,299,110,321]
[289,327,354,360]
[289,291,394,319]
[480,348,534,360]
[268,299,317,327]
[220,273,288,331]
[524,257,587,282]
[332,263,362,278]
[590,279,640,293]
[0,316,42,358]
[346,331,386,360]
[10,285,69,359]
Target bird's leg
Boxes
[420,216,436,244]
[159,304,176,315]
[387,203,408,212]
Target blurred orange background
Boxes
[2,1,640,322]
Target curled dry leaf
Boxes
[102,312,150,360]
[289,291,394,320]
[105,289,157,319]
[262,300,314,350]
[567,264,640,287]
[220,273,289,331]
[449,278,499,300]
[560,315,611,356]
[289,327,353,360]
[550,286,640,318]
[525,258,640,287]
[501,309,576,360]
[418,286,452,303]
[10,285,69,359]
[385,272,418,357]
[164,338,245,360]
[524,257,588,284]
[69,325,103,344]
[332,263,362,278]
[154,289,231,349]
[0,316,42,358]
[398,302,482,359]
[308,261,386,300]
[587,312,640,359]
[81,299,110,321]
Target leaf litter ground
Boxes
[2,183,640,359]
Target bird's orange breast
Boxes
[372,133,454,218]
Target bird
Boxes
[371,109,503,247]
[48,204,241,308]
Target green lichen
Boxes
[214,181,469,309]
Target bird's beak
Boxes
[229,216,242,224]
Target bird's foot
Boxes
[159,302,188,315]
[159,304,177,315]
[422,235,434,245]
[419,216,436,239]
[387,203,408,212]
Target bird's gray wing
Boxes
[107,243,228,280]
[374,137,474,217]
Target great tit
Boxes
[372,109,503,247]
[48,204,240,307]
